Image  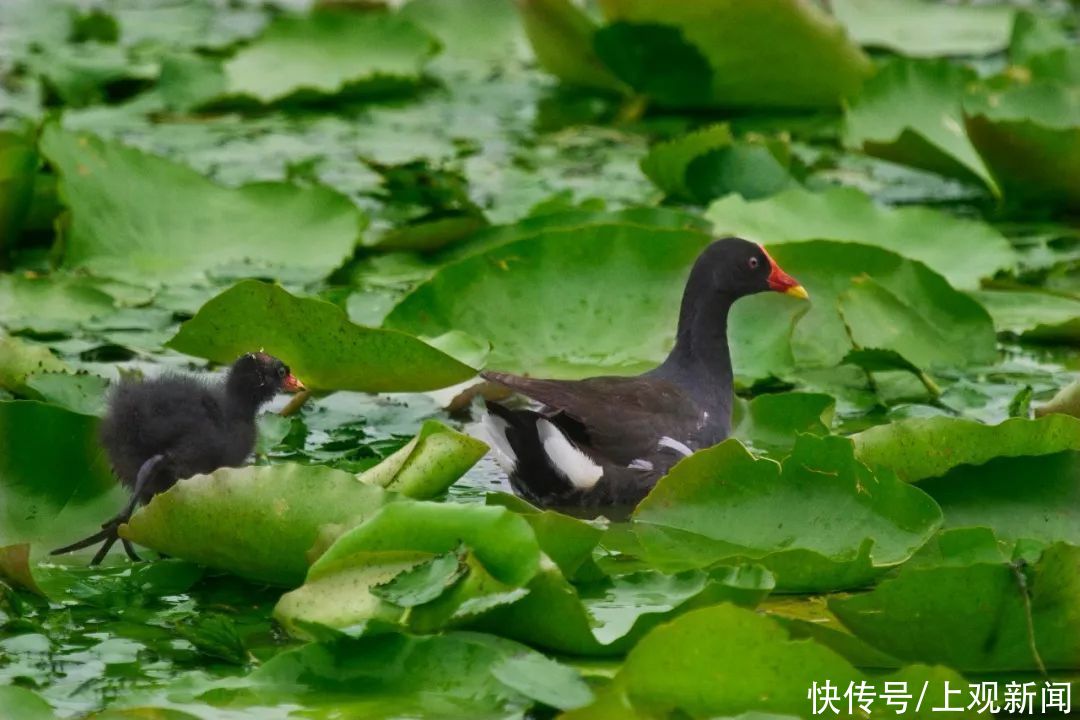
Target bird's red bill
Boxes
[283,374,306,392]
[762,248,810,300]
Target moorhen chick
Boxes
[480,237,808,513]
[53,352,305,565]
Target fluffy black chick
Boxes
[53,352,305,565]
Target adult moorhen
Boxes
[480,237,808,513]
[52,352,305,565]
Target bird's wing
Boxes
[481,371,706,466]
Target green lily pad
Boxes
[41,124,365,285]
[0,686,56,720]
[971,289,1080,342]
[633,435,942,591]
[192,629,594,716]
[516,0,625,93]
[358,420,488,498]
[919,450,1080,546]
[473,564,773,656]
[640,124,792,202]
[730,391,835,456]
[0,273,117,334]
[830,542,1080,671]
[162,10,438,107]
[276,502,542,635]
[852,414,1080,483]
[0,130,38,256]
[964,81,1080,215]
[385,222,714,378]
[0,401,119,550]
[832,0,1014,57]
[22,371,109,416]
[706,185,1016,289]
[122,463,393,586]
[168,280,476,392]
[844,60,997,193]
[0,336,68,395]
[563,603,974,719]
[596,0,872,108]
[756,241,997,373]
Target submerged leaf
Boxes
[168,280,476,392]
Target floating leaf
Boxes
[162,10,438,107]
[122,464,392,586]
[0,401,121,560]
[0,336,68,395]
[22,372,108,416]
[473,564,773,655]
[830,542,1080,671]
[706,185,1015,289]
[964,81,1080,215]
[0,273,116,334]
[595,0,871,108]
[277,502,542,635]
[516,0,625,93]
[852,414,1080,483]
[358,420,488,498]
[41,125,365,285]
[168,280,476,392]
[633,435,942,591]
[832,0,1014,57]
[0,130,38,257]
[0,686,56,720]
[563,603,972,719]
[844,60,997,193]
[972,289,1080,342]
[730,391,835,456]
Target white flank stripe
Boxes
[658,436,694,457]
[628,458,654,471]
[475,413,518,473]
[536,419,603,489]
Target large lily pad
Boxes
[830,541,1080,671]
[843,60,997,193]
[163,10,439,107]
[473,563,773,656]
[706,185,1015,289]
[122,464,392,586]
[832,0,1014,57]
[595,0,872,109]
[852,414,1080,483]
[633,435,942,591]
[964,81,1080,215]
[0,401,121,552]
[516,0,625,93]
[0,336,68,395]
[973,289,1080,342]
[276,502,542,635]
[564,603,974,719]
[0,273,116,334]
[168,280,476,392]
[385,223,714,378]
[41,125,364,285]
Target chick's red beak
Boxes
[282,373,306,393]
[763,248,809,300]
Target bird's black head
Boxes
[226,352,305,406]
[688,237,809,301]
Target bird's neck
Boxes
[223,377,267,422]
[653,291,735,413]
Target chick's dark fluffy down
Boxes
[99,375,256,498]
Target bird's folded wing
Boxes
[481,371,704,466]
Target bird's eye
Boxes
[277,366,287,378]
[748,257,760,269]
